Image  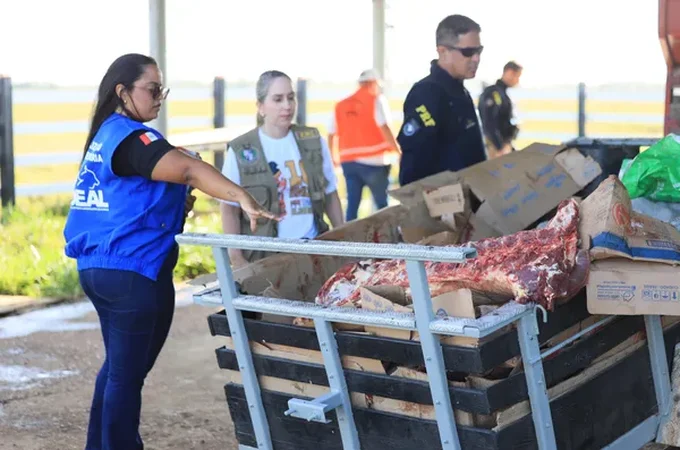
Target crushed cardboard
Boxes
[580,175,680,265]
[389,142,602,237]
[360,285,509,346]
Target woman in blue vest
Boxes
[62,53,277,450]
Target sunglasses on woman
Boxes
[134,83,170,100]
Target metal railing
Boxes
[176,231,675,449]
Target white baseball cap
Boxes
[358,69,380,83]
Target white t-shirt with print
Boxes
[221,128,337,239]
[328,94,395,166]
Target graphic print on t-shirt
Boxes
[268,161,287,216]
[282,159,312,216]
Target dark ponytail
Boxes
[83,53,157,160]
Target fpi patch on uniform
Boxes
[239,148,259,164]
[139,131,158,145]
[402,118,421,136]
[295,129,319,140]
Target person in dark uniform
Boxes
[397,14,486,186]
[478,61,523,158]
[62,53,278,450]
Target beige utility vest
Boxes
[229,125,330,263]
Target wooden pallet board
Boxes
[215,312,644,414]
[641,444,680,450]
[207,289,591,375]
[222,321,680,450]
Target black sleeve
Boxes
[396,83,443,154]
[478,88,505,149]
[111,130,174,179]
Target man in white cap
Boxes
[328,69,400,221]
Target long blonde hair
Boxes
[255,70,292,126]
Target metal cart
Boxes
[176,233,674,450]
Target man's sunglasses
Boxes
[444,45,484,58]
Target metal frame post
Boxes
[149,0,168,136]
[645,315,672,441]
[602,315,672,450]
[212,247,273,450]
[518,310,558,450]
[212,76,226,170]
[372,0,386,79]
[313,319,360,449]
[296,78,308,126]
[405,260,462,450]
[578,82,586,138]
[0,76,15,209]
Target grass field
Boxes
[0,164,380,298]
[0,194,226,298]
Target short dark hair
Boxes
[436,15,481,46]
[504,61,523,72]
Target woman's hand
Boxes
[238,191,281,232]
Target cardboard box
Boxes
[360,285,508,345]
[586,258,680,315]
[317,203,452,245]
[580,175,680,265]
[389,143,603,237]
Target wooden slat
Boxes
[222,321,680,450]
[207,290,591,375]
[215,349,492,414]
[225,383,498,450]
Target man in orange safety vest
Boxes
[328,69,400,221]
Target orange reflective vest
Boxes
[334,87,393,163]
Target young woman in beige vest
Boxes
[220,70,344,266]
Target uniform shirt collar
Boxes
[430,60,465,90]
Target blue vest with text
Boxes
[63,113,187,281]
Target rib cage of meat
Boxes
[315,198,589,311]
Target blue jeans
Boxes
[341,162,391,222]
[80,246,178,450]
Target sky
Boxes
[0,0,668,87]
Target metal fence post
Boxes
[296,78,308,126]
[0,76,15,209]
[578,82,586,138]
[213,76,226,170]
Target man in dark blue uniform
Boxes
[397,14,486,186]
[478,61,523,158]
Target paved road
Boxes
[0,285,239,450]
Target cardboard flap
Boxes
[522,143,567,156]
[431,290,477,318]
[554,148,603,187]
[417,231,461,246]
[460,212,503,242]
[360,286,411,312]
[423,183,466,217]
[388,171,461,206]
[580,176,680,265]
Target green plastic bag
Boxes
[620,134,680,202]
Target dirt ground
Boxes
[0,286,240,450]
